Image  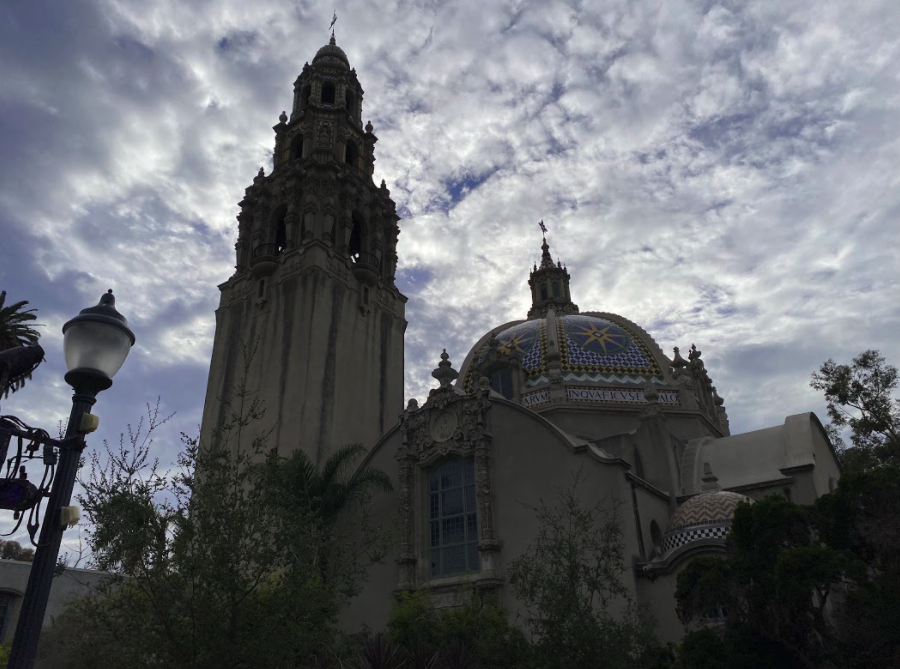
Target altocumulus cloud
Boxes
[1,0,899,546]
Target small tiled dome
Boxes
[313,38,350,69]
[662,491,752,554]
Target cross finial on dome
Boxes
[527,221,579,319]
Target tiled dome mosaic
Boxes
[463,314,664,392]
[661,491,753,554]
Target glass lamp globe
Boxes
[62,289,135,382]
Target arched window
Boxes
[290,134,304,161]
[321,82,335,105]
[552,281,560,298]
[650,520,662,555]
[348,214,362,262]
[273,208,287,255]
[345,141,359,167]
[301,85,311,109]
[489,367,514,400]
[540,284,548,300]
[346,89,356,116]
[429,459,479,578]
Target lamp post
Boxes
[7,289,135,669]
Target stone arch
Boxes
[270,205,288,255]
[321,82,335,105]
[290,134,304,160]
[301,84,312,109]
[346,89,357,117]
[348,212,365,262]
[345,140,359,167]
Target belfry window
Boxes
[429,460,480,578]
[346,90,356,116]
[552,281,560,298]
[489,367,514,400]
[348,215,362,262]
[321,82,335,104]
[290,134,303,160]
[301,85,311,109]
[273,208,287,255]
[345,141,359,167]
[540,284,548,300]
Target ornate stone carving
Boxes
[228,281,250,305]
[326,256,349,279]
[317,121,334,148]
[376,288,396,309]
[430,409,458,442]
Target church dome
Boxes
[313,37,350,69]
[459,312,669,394]
[662,491,752,554]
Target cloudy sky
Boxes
[2,0,899,547]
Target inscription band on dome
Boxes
[519,386,679,408]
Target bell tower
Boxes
[201,36,407,466]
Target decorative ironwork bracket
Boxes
[0,416,85,545]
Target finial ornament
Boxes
[688,343,701,361]
[712,386,724,406]
[366,120,374,133]
[279,110,288,124]
[258,167,265,177]
[539,219,548,239]
[671,346,688,369]
[329,10,337,39]
[431,348,459,389]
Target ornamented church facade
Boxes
[200,38,841,643]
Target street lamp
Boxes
[6,289,134,669]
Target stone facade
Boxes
[200,37,407,468]
[201,37,842,646]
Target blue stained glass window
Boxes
[428,459,480,578]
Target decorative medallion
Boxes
[429,409,458,443]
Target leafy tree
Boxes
[386,588,533,669]
[0,539,34,561]
[0,290,42,396]
[506,468,668,669]
[675,496,854,669]
[811,349,900,470]
[37,348,394,669]
[676,471,900,669]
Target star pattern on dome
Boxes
[571,322,629,355]
[498,332,531,355]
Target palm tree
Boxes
[267,443,394,581]
[0,290,42,396]
[273,443,393,524]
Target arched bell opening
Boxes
[301,85,312,109]
[321,82,335,105]
[345,141,359,168]
[348,213,363,263]
[290,134,304,161]
[346,89,357,118]
[272,206,288,255]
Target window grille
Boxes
[429,460,479,577]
